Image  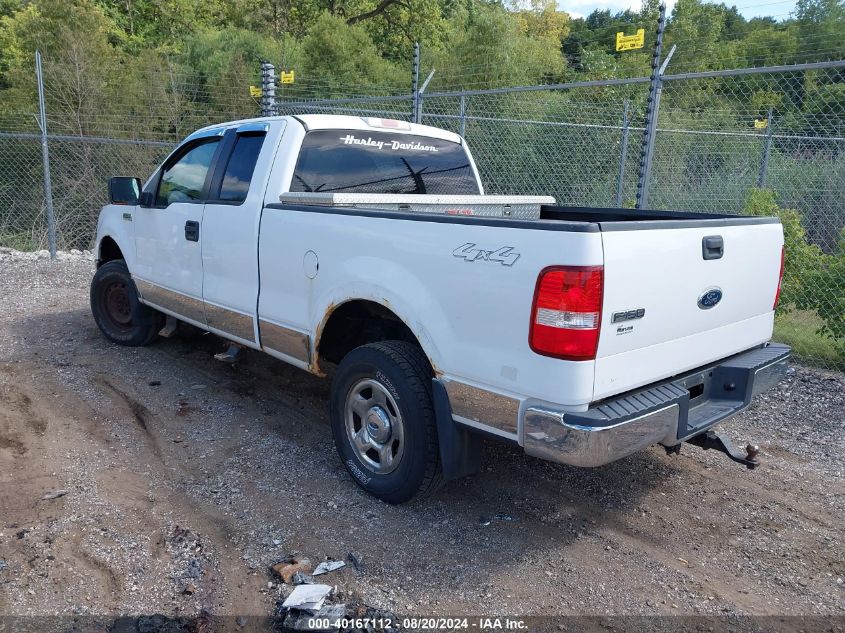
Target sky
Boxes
[558,0,798,20]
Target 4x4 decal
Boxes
[453,243,520,267]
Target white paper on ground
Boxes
[313,560,346,576]
[282,583,333,610]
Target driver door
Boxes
[133,133,224,326]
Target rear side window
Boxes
[290,130,480,195]
[218,133,265,202]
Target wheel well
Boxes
[317,301,423,368]
[98,236,123,267]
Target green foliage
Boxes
[300,13,405,93]
[424,2,566,89]
[744,189,824,312]
[0,231,38,251]
[668,0,728,71]
[0,0,842,110]
[773,310,844,369]
[799,233,845,358]
[744,189,845,361]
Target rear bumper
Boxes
[523,343,790,467]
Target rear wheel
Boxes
[330,341,443,503]
[90,260,163,346]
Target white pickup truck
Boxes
[92,114,790,502]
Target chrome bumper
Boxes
[523,343,791,468]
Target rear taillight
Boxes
[773,246,785,310]
[529,266,604,361]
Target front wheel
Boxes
[90,259,163,346]
[330,341,443,503]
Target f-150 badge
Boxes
[453,243,520,266]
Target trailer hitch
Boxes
[685,430,760,469]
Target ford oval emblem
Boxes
[698,287,723,309]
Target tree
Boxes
[795,0,845,61]
[667,0,729,71]
[299,12,405,94]
[440,3,565,88]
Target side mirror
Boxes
[109,177,141,205]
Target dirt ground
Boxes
[0,251,843,626]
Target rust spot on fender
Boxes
[310,301,339,376]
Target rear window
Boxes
[290,129,480,195]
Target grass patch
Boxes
[774,310,844,371]
[0,232,38,251]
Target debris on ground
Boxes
[271,557,313,583]
[478,512,518,526]
[40,490,68,500]
[346,552,362,571]
[313,560,345,576]
[282,604,346,631]
[291,571,314,585]
[214,344,242,363]
[278,599,399,632]
[280,583,332,611]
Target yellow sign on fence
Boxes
[754,118,768,129]
[280,70,295,84]
[249,85,262,98]
[616,28,645,52]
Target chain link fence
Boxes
[0,55,843,371]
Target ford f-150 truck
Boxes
[92,114,790,503]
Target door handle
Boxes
[185,220,199,242]
[702,235,723,260]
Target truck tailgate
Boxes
[594,219,783,401]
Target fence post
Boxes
[35,50,57,259]
[260,60,276,117]
[615,99,630,207]
[635,4,667,210]
[415,70,435,125]
[459,93,466,138]
[757,107,774,187]
[412,42,420,123]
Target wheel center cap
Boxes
[365,407,392,444]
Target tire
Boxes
[90,259,163,346]
[330,341,444,503]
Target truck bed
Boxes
[268,194,783,403]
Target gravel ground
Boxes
[0,249,843,627]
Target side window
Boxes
[217,133,266,203]
[155,139,220,207]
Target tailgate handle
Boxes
[702,235,723,260]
